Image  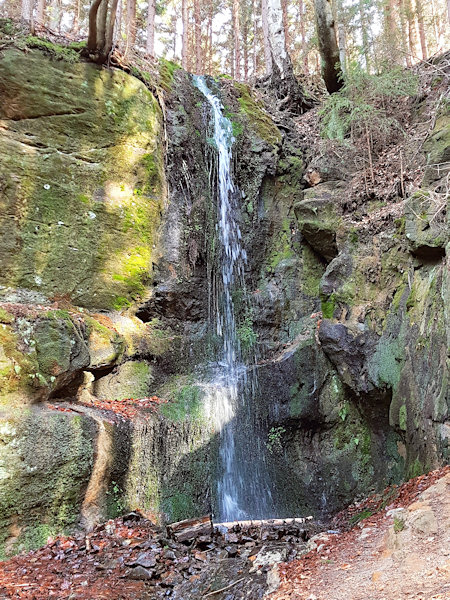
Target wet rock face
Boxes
[0,47,448,557]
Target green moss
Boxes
[233,82,282,147]
[0,50,165,311]
[0,409,95,558]
[267,218,296,271]
[321,294,336,319]
[162,490,195,522]
[25,36,80,62]
[113,296,132,311]
[302,246,325,297]
[398,404,407,431]
[277,154,304,187]
[392,283,407,311]
[158,57,180,92]
[368,325,406,389]
[111,247,152,299]
[160,381,204,423]
[237,315,257,350]
[407,457,425,479]
[0,308,14,324]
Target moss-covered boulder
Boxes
[0,406,96,558]
[0,48,166,311]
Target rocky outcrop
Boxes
[0,44,448,556]
[0,48,166,311]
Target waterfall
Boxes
[193,75,273,522]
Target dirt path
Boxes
[271,469,450,600]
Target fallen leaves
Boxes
[47,395,167,421]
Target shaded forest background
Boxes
[2,0,449,80]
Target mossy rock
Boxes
[405,190,448,258]
[0,406,96,558]
[232,81,282,148]
[294,182,343,262]
[93,360,153,400]
[0,48,166,310]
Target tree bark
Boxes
[126,0,136,49]
[182,0,188,70]
[146,0,156,56]
[261,0,272,75]
[314,0,343,93]
[36,0,46,25]
[267,0,289,78]
[105,0,119,54]
[21,0,33,23]
[358,0,370,71]
[415,0,427,59]
[266,0,314,112]
[71,0,81,35]
[280,0,289,49]
[88,0,104,51]
[298,0,308,73]
[194,0,202,74]
[233,0,241,79]
[398,0,411,66]
[404,0,417,59]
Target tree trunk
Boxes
[314,0,343,93]
[252,0,257,76]
[71,0,81,35]
[385,0,397,50]
[233,0,241,79]
[126,0,136,49]
[404,0,417,59]
[21,0,33,23]
[50,0,61,30]
[194,0,202,74]
[105,0,119,54]
[415,0,427,59]
[87,0,118,62]
[261,0,272,75]
[280,0,289,49]
[358,0,370,71]
[243,6,249,81]
[182,0,188,70]
[299,0,308,73]
[88,0,104,51]
[267,0,289,77]
[266,0,313,112]
[36,0,45,25]
[398,0,411,66]
[146,0,155,57]
[337,24,346,74]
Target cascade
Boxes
[193,76,274,522]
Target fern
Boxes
[319,66,418,144]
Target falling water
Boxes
[193,75,273,522]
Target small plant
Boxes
[107,480,126,517]
[338,403,349,422]
[266,426,286,454]
[394,516,405,533]
[349,508,373,525]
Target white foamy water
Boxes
[193,76,273,522]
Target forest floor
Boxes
[0,467,448,599]
[270,466,450,600]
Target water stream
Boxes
[193,76,273,522]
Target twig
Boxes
[203,578,245,598]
